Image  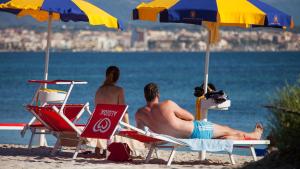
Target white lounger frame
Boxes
[0,125,27,130]
[22,80,88,147]
[119,122,270,166]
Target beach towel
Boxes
[178,139,234,153]
[151,133,234,153]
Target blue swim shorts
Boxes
[190,120,214,139]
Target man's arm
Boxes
[169,100,194,121]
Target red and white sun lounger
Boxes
[118,127,270,165]
[26,102,91,153]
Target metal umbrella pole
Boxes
[202,28,211,122]
[199,28,212,160]
[203,29,211,93]
[38,13,53,146]
[43,13,53,88]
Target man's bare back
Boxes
[136,100,194,138]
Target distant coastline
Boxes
[1,28,299,52]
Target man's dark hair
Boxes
[144,83,159,102]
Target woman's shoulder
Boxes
[114,85,124,91]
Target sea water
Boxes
[0,52,299,146]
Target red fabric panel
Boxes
[27,105,76,132]
[81,104,127,139]
[45,104,84,122]
[118,130,162,143]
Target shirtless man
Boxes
[135,83,263,140]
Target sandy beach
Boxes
[0,144,263,169]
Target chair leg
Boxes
[28,129,35,149]
[73,139,82,160]
[199,151,206,160]
[39,129,47,147]
[145,144,155,163]
[154,148,159,159]
[44,136,48,147]
[51,137,61,155]
[167,147,176,166]
[250,146,257,161]
[228,153,236,165]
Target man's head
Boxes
[144,82,159,102]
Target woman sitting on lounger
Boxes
[135,82,263,140]
[95,65,130,123]
[93,65,130,157]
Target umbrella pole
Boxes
[199,28,211,161]
[201,28,211,122]
[203,29,211,95]
[43,13,53,88]
[38,13,53,147]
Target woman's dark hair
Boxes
[103,66,120,85]
[144,82,159,102]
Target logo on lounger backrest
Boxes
[93,118,111,133]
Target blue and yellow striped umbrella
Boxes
[0,0,122,82]
[133,0,294,44]
[0,0,122,29]
[133,0,293,30]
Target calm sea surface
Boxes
[0,52,299,145]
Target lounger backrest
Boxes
[45,104,84,122]
[81,104,128,139]
[27,105,76,132]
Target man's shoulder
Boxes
[136,106,151,115]
[160,100,176,106]
[136,106,148,114]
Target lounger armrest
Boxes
[73,102,90,123]
[20,116,37,137]
[232,140,270,145]
[119,121,147,135]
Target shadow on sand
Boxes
[0,145,232,166]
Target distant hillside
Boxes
[0,0,298,30]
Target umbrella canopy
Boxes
[133,0,294,93]
[133,0,293,29]
[0,0,122,83]
[0,0,122,28]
